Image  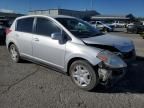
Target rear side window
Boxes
[16,18,34,33]
[35,18,61,37]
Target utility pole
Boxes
[91,0,93,10]
[28,0,32,11]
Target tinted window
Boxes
[16,18,34,33]
[35,18,61,36]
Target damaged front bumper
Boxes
[97,62,127,87]
[96,50,127,87]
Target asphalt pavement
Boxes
[0,32,144,108]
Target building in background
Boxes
[29,9,137,23]
[91,14,136,22]
[29,8,100,20]
[91,15,129,21]
[0,11,23,24]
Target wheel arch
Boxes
[65,56,101,75]
[8,42,15,51]
[7,40,20,52]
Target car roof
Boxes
[16,15,75,20]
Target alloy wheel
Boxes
[72,65,91,87]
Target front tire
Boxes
[9,44,21,63]
[69,60,99,91]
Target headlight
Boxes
[97,50,127,68]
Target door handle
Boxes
[34,38,39,41]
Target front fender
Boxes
[63,41,103,72]
[64,54,101,72]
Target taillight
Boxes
[5,28,12,35]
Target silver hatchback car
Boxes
[6,15,135,91]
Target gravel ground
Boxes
[0,32,144,108]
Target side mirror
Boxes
[51,32,62,40]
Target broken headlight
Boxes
[97,50,127,68]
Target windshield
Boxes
[55,18,103,38]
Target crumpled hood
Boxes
[82,34,134,52]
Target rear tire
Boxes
[9,44,21,63]
[69,60,99,91]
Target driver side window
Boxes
[35,18,61,37]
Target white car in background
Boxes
[112,21,126,28]
[126,23,134,27]
[90,21,114,32]
[142,21,144,25]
